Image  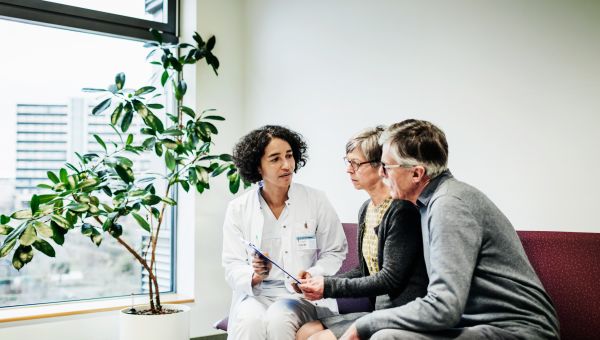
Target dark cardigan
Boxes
[323,199,428,308]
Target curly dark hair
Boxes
[232,125,308,183]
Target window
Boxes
[0,0,177,308]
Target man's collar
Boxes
[417,169,452,208]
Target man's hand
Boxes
[251,252,272,286]
[339,324,360,340]
[299,276,325,300]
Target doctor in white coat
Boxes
[222,125,348,340]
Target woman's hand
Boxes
[292,270,312,293]
[299,275,325,300]
[251,252,271,286]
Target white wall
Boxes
[243,0,600,232]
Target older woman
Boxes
[222,125,348,340]
[296,126,428,340]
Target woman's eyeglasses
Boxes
[343,157,379,172]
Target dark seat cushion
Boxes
[516,230,600,340]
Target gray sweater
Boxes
[355,171,560,339]
[324,199,428,307]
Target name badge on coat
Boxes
[296,235,317,250]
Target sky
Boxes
[0,6,158,178]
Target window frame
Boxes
[0,0,178,43]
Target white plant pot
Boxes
[119,304,191,340]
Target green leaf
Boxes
[162,128,184,136]
[161,70,169,87]
[50,215,72,229]
[211,163,229,177]
[37,194,58,204]
[155,142,164,157]
[47,171,60,184]
[142,195,161,205]
[0,224,14,235]
[196,166,209,182]
[92,98,112,115]
[115,72,126,90]
[175,80,187,100]
[13,245,34,270]
[181,106,195,118]
[50,222,66,245]
[203,115,225,121]
[114,164,135,184]
[109,223,123,238]
[82,88,108,93]
[90,228,102,246]
[165,151,176,171]
[67,203,89,213]
[33,221,53,238]
[59,168,68,184]
[32,239,55,257]
[81,223,94,236]
[30,195,40,214]
[134,86,156,96]
[132,212,151,232]
[180,181,190,192]
[126,133,134,145]
[229,173,241,193]
[200,121,218,134]
[19,224,37,246]
[11,209,32,220]
[161,196,177,206]
[115,156,134,168]
[188,168,198,185]
[148,103,164,109]
[141,128,156,135]
[219,154,233,161]
[0,238,16,258]
[0,215,10,224]
[94,134,107,151]
[142,137,156,150]
[111,102,124,125]
[206,36,216,51]
[121,109,133,132]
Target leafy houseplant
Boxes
[0,29,243,314]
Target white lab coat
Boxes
[222,183,348,337]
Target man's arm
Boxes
[354,195,483,338]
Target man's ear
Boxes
[413,166,427,182]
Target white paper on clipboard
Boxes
[240,237,301,284]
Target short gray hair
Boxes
[346,126,386,165]
[379,119,448,178]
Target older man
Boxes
[341,119,559,340]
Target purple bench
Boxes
[215,224,600,340]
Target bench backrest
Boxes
[340,223,600,339]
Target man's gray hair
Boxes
[379,119,449,178]
[346,126,386,166]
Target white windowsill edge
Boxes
[0,293,195,323]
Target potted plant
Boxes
[0,29,243,340]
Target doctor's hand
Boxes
[299,275,325,300]
[292,270,312,293]
[251,252,271,286]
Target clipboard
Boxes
[240,238,302,284]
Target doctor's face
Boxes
[259,137,295,189]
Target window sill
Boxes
[0,294,194,323]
